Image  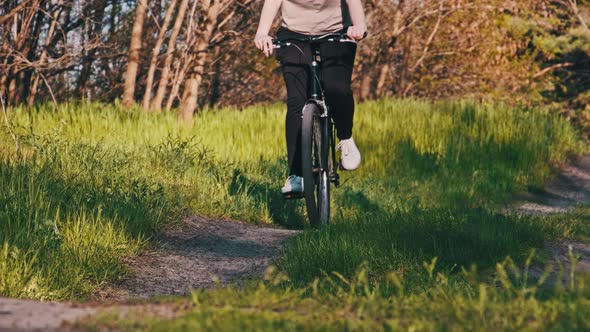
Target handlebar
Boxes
[272,32,365,48]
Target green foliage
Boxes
[502,3,590,135]
[534,28,590,57]
[505,16,537,41]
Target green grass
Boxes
[0,98,586,311]
[83,262,590,331]
[278,208,550,285]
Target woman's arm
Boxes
[345,0,367,40]
[254,0,282,57]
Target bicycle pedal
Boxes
[282,192,304,200]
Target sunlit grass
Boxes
[0,98,585,301]
[82,261,590,331]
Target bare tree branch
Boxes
[0,0,34,25]
[533,62,575,78]
[412,1,444,71]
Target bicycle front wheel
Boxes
[301,102,330,227]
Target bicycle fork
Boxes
[330,122,340,187]
[307,53,340,187]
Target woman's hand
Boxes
[255,34,274,57]
[347,24,367,41]
[345,0,367,40]
[254,0,281,56]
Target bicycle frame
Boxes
[274,33,354,186]
[273,33,355,224]
[308,45,340,187]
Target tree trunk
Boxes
[178,0,223,122]
[166,54,192,111]
[150,0,189,111]
[19,2,45,103]
[7,0,41,104]
[122,0,149,108]
[207,46,222,108]
[179,48,209,121]
[141,0,178,111]
[7,78,17,104]
[375,64,390,97]
[77,0,107,99]
[28,1,62,106]
[359,63,373,100]
[0,24,10,99]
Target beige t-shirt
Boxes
[281,0,351,35]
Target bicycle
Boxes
[273,33,359,227]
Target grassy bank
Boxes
[0,99,586,304]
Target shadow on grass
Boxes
[1,160,168,240]
[280,189,550,285]
[228,162,306,230]
[0,157,163,299]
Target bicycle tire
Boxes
[301,103,330,226]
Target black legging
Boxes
[275,27,357,177]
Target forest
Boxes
[1,0,589,127]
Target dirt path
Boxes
[0,216,300,331]
[1,156,589,331]
[102,215,300,300]
[0,298,95,331]
[512,155,590,214]
[508,155,590,280]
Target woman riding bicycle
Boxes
[254,0,367,197]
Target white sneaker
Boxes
[336,137,361,170]
[281,175,303,195]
